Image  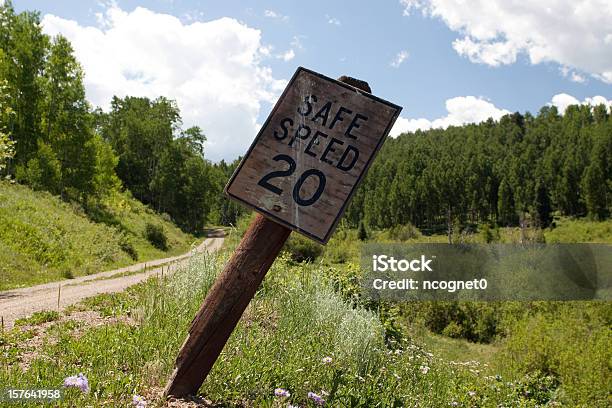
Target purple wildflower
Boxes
[63,373,90,393]
[307,391,325,406]
[274,388,290,398]
[321,356,333,364]
[132,394,147,407]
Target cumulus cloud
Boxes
[42,4,286,161]
[549,93,612,114]
[401,0,612,83]
[390,96,510,136]
[391,93,612,137]
[390,50,409,68]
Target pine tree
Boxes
[582,162,608,220]
[534,181,553,227]
[497,178,516,226]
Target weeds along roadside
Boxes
[3,243,560,407]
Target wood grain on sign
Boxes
[225,67,402,244]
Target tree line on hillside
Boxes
[345,106,611,236]
[1,1,609,238]
[0,2,245,233]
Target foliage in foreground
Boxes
[2,249,594,407]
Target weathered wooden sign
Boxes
[164,69,401,398]
[225,67,401,243]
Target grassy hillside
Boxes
[0,181,199,290]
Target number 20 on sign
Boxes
[226,67,402,243]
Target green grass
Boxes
[2,216,610,406]
[0,181,199,290]
[14,310,60,327]
[1,250,558,407]
[316,218,612,406]
[545,217,612,243]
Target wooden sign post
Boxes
[164,67,401,398]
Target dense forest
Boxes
[1,1,610,238]
[0,2,243,233]
[347,106,612,234]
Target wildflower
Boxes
[419,365,430,375]
[132,394,147,407]
[63,373,89,393]
[274,388,291,398]
[321,356,332,364]
[450,402,458,407]
[307,391,325,406]
[468,391,476,397]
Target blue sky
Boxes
[15,0,612,161]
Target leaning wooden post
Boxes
[164,68,400,398]
[164,214,290,397]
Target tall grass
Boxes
[1,246,572,407]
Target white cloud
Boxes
[560,66,587,83]
[259,44,273,57]
[325,15,341,25]
[549,93,612,114]
[264,9,289,21]
[391,93,612,137]
[390,96,510,136]
[42,4,287,161]
[279,49,295,62]
[390,50,409,68]
[182,10,206,23]
[570,72,586,83]
[401,0,612,83]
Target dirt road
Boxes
[0,231,225,329]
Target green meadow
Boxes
[1,217,610,407]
